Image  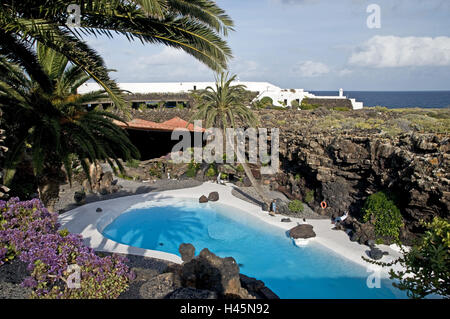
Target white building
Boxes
[78,81,363,110]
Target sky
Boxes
[85,0,450,91]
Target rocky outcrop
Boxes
[289,224,316,239]
[179,248,254,299]
[277,129,449,244]
[162,244,279,299]
[82,163,121,195]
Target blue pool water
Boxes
[102,200,407,299]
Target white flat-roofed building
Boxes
[77,82,363,110]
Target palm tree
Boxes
[189,72,270,204]
[0,43,139,211]
[0,0,234,108]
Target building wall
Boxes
[77,82,363,109]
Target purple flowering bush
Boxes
[0,198,133,299]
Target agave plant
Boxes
[0,0,234,108]
[189,72,270,203]
[0,42,139,211]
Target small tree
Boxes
[362,191,403,243]
[366,217,450,299]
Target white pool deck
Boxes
[59,182,404,275]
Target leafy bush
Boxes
[300,98,320,110]
[125,159,140,169]
[205,164,218,178]
[186,161,200,178]
[387,217,450,299]
[368,217,450,299]
[305,190,314,204]
[260,97,273,107]
[291,100,300,108]
[0,198,133,299]
[288,200,304,213]
[362,191,403,243]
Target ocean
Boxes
[309,91,450,109]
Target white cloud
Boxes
[292,61,330,77]
[349,36,450,68]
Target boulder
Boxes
[281,218,292,223]
[208,192,219,202]
[165,287,217,299]
[139,272,182,299]
[199,195,208,203]
[368,247,384,260]
[74,191,86,205]
[180,247,254,299]
[96,207,103,213]
[261,203,269,211]
[288,224,316,239]
[179,243,195,262]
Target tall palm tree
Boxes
[0,0,234,108]
[0,43,139,211]
[189,72,270,204]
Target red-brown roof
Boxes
[114,117,204,132]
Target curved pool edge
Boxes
[58,182,404,274]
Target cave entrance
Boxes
[126,129,200,161]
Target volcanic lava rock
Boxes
[180,248,254,299]
[288,224,316,239]
[199,195,208,203]
[208,192,219,202]
[179,243,195,262]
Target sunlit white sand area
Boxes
[59,182,408,299]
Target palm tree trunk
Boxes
[225,132,270,205]
[37,165,65,212]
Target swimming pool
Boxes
[101,199,406,299]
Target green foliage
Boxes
[305,190,314,204]
[205,164,218,178]
[235,164,245,173]
[363,192,403,243]
[300,98,320,110]
[294,173,301,181]
[186,161,201,178]
[332,106,351,112]
[125,159,140,169]
[148,162,162,178]
[253,96,273,109]
[291,100,300,108]
[368,217,450,299]
[288,200,304,213]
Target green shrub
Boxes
[288,200,304,213]
[186,161,200,178]
[291,100,300,108]
[125,159,140,169]
[370,217,450,299]
[333,106,350,112]
[148,162,162,178]
[363,191,403,243]
[305,190,314,204]
[205,164,218,178]
[260,96,273,107]
[294,173,301,181]
[235,164,244,173]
